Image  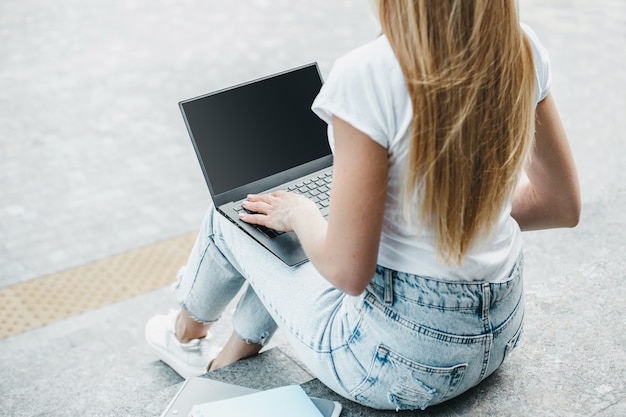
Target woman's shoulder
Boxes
[312,35,407,149]
[520,23,552,102]
[332,35,399,79]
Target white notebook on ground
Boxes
[190,384,323,417]
[160,377,342,417]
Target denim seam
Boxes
[368,282,479,312]
[481,283,491,333]
[375,254,523,308]
[491,294,524,338]
[376,345,468,374]
[365,293,491,344]
[231,328,272,347]
[383,268,394,306]
[331,343,363,398]
[478,335,494,382]
[176,233,226,323]
[186,233,214,301]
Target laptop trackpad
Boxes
[269,231,308,266]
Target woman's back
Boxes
[312,19,550,282]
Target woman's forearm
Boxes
[291,208,375,296]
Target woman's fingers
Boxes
[239,194,277,227]
[243,191,287,213]
[239,191,296,232]
[241,198,268,214]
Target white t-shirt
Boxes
[312,24,551,282]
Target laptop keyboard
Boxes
[233,170,333,239]
[287,170,333,211]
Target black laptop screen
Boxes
[180,64,330,196]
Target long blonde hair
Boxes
[378,0,536,264]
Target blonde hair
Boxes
[378,0,536,264]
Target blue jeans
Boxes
[174,206,525,410]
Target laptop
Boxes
[179,63,332,266]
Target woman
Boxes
[146,0,580,410]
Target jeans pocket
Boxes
[350,345,468,411]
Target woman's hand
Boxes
[239,191,319,232]
[241,116,387,297]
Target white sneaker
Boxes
[145,310,219,379]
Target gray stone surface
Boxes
[0,0,625,416]
[0,0,380,286]
[204,348,315,390]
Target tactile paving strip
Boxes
[0,231,197,339]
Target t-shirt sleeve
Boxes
[311,41,395,149]
[521,23,552,103]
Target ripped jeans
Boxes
[174,205,525,410]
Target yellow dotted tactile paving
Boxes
[0,231,198,339]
